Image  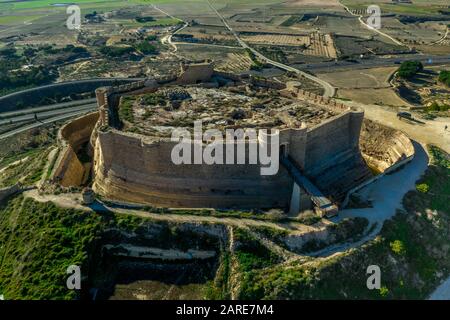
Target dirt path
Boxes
[338,1,405,47]
[23,189,321,235]
[345,100,450,153]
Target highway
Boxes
[206,0,336,98]
[0,98,97,140]
[0,99,97,125]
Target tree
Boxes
[438,70,450,87]
[397,60,423,79]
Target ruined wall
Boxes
[60,112,99,151]
[52,112,99,187]
[92,129,293,209]
[303,110,372,201]
[175,63,215,85]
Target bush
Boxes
[416,183,429,193]
[118,97,135,123]
[427,102,449,112]
[438,70,450,87]
[397,60,423,79]
[135,41,158,55]
[99,45,134,57]
[390,240,406,255]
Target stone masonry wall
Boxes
[92,129,294,209]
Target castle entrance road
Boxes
[344,100,450,154]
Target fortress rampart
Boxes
[92,129,295,208]
[52,64,413,213]
[52,112,99,187]
[86,65,371,209]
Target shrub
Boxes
[135,41,158,55]
[397,60,423,79]
[99,45,134,57]
[379,286,389,297]
[390,240,406,255]
[416,183,429,193]
[438,70,450,87]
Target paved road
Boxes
[0,105,96,140]
[0,101,96,126]
[206,0,336,97]
[0,98,96,118]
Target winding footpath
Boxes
[152,5,189,54]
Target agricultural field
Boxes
[337,87,411,107]
[318,66,398,89]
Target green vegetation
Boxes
[141,92,166,106]
[205,251,231,300]
[246,49,265,71]
[390,240,406,255]
[234,229,281,273]
[118,96,135,123]
[416,183,429,193]
[426,102,450,112]
[0,194,223,299]
[397,60,423,79]
[239,146,450,299]
[0,196,103,299]
[0,46,57,96]
[135,41,158,55]
[135,16,155,23]
[438,70,450,87]
[99,45,134,57]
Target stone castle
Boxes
[51,63,413,217]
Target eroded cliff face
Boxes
[360,119,414,174]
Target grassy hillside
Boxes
[0,196,102,300]
[238,145,450,300]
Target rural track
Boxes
[152,5,189,54]
[206,0,336,98]
[339,1,406,48]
